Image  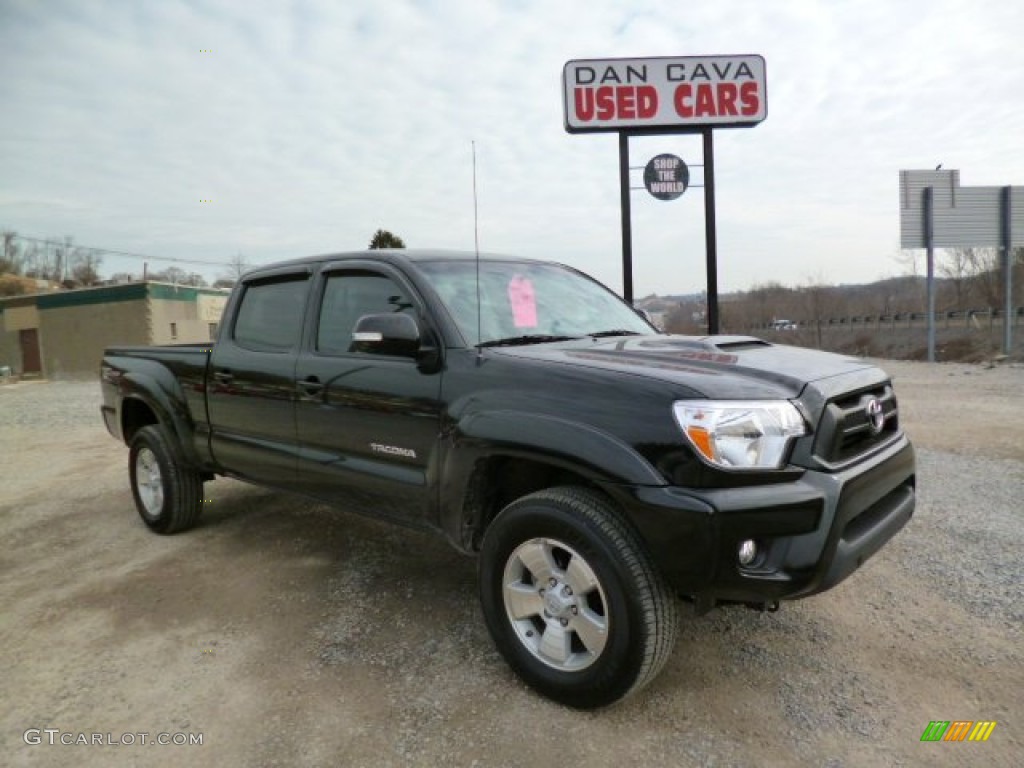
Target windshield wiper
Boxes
[588,329,644,338]
[477,334,581,348]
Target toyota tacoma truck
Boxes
[100,249,915,708]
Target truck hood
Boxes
[491,335,881,400]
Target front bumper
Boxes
[603,435,915,608]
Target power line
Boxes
[9,234,228,268]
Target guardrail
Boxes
[753,306,1024,331]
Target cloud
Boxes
[1,0,1022,293]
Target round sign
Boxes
[643,154,689,201]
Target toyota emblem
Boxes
[865,399,885,435]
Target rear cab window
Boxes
[233,275,310,352]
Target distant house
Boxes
[0,282,228,379]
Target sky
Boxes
[2,0,1023,296]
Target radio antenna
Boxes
[472,140,482,356]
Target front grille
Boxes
[814,383,900,466]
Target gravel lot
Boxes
[1,360,1021,767]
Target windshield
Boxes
[417,259,655,346]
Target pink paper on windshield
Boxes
[507,276,537,328]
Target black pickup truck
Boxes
[101,249,915,708]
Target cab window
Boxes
[233,276,309,351]
[317,271,416,355]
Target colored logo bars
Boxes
[920,721,997,742]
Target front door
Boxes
[293,266,443,526]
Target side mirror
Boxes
[352,313,421,357]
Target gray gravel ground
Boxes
[1,362,1021,767]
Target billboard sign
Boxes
[562,55,767,133]
[899,170,1022,248]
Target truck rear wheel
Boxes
[479,486,679,708]
[128,425,203,534]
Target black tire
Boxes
[479,486,679,709]
[128,424,204,534]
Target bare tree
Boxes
[214,252,250,288]
[53,235,78,283]
[22,240,50,280]
[937,249,971,308]
[23,235,87,283]
[894,249,920,279]
[960,247,1001,307]
[226,252,250,279]
[20,242,42,278]
[70,251,104,286]
[151,266,190,285]
[152,267,208,287]
[745,282,796,329]
[894,248,928,310]
[800,275,831,349]
[1,231,20,274]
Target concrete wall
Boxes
[149,285,227,345]
[0,318,21,373]
[3,303,39,331]
[39,299,150,378]
[0,296,41,374]
[150,298,216,345]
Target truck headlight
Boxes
[673,400,807,470]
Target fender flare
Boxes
[439,410,665,550]
[115,363,204,468]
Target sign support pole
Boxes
[924,186,936,363]
[618,131,634,305]
[1002,185,1013,356]
[703,127,720,334]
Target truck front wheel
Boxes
[479,487,679,708]
[128,425,203,534]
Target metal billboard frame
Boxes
[898,170,1019,359]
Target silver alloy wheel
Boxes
[134,446,164,519]
[502,537,610,672]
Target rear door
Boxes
[207,267,311,487]
[293,262,443,525]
